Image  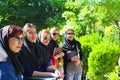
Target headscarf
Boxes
[48,39,59,54]
[62,34,83,61]
[0,25,23,74]
[20,37,43,67]
[36,31,51,63]
[62,35,77,51]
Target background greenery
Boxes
[0,0,120,80]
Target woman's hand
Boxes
[74,60,81,66]
[51,69,64,79]
[71,56,81,66]
[71,56,79,61]
[60,52,64,57]
[50,72,59,78]
[54,52,64,59]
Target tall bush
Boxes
[87,41,120,80]
[75,33,102,79]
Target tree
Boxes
[0,0,65,29]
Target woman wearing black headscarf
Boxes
[37,30,51,64]
[48,27,64,73]
[20,23,61,80]
[0,25,24,80]
[48,27,59,54]
[62,29,83,80]
[37,29,64,79]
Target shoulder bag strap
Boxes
[76,45,80,59]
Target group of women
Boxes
[0,23,83,80]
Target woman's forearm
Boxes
[32,71,52,77]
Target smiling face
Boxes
[25,27,37,43]
[9,34,24,53]
[40,30,51,46]
[51,30,59,41]
[66,29,74,41]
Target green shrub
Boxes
[87,41,120,80]
[106,66,120,80]
[75,33,102,79]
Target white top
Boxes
[0,43,7,61]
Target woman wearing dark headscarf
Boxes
[37,29,64,79]
[37,30,51,64]
[62,29,83,80]
[20,23,61,80]
[48,27,64,72]
[0,25,24,80]
[48,27,59,54]
[48,27,64,61]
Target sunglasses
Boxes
[67,33,74,35]
[43,37,51,41]
[12,37,24,42]
[53,33,59,36]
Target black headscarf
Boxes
[48,39,59,55]
[62,34,83,61]
[0,25,23,74]
[20,37,43,67]
[36,31,51,63]
[62,35,77,51]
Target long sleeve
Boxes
[23,61,50,77]
[0,62,22,80]
[23,63,34,77]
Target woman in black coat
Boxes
[20,23,60,80]
[48,27,64,67]
[62,29,83,80]
[37,29,64,79]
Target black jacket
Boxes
[48,39,59,55]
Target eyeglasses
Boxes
[53,33,59,36]
[12,37,24,42]
[67,33,74,35]
[43,37,51,41]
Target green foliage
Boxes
[49,0,65,9]
[76,26,120,79]
[104,25,120,45]
[0,0,47,27]
[106,66,120,80]
[62,11,76,20]
[61,0,120,38]
[46,0,66,27]
[62,0,98,36]
[0,0,65,29]
[90,0,120,27]
[64,1,82,13]
[75,33,103,78]
[87,41,120,80]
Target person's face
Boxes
[66,30,74,41]
[41,33,51,46]
[51,30,59,41]
[26,27,37,43]
[9,34,24,53]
